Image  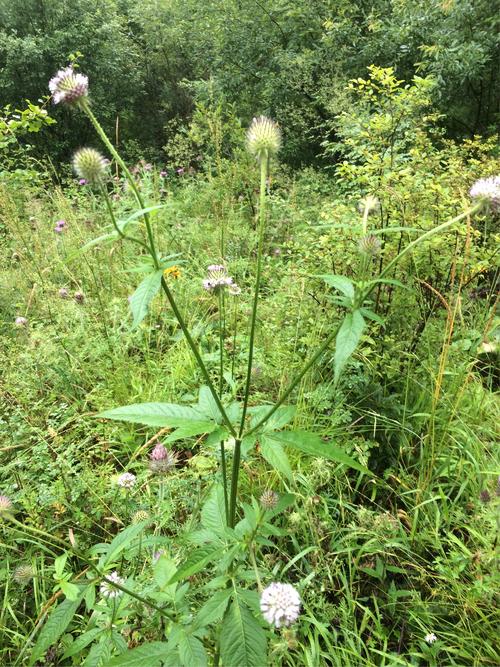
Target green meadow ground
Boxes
[0,159,499,665]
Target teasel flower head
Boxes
[100,571,125,599]
[202,265,240,295]
[260,582,301,628]
[246,116,281,161]
[469,176,500,211]
[49,67,89,107]
[72,148,109,185]
[116,472,136,489]
[0,495,14,516]
[260,489,279,511]
[13,564,34,587]
[132,509,150,524]
[149,443,178,474]
[358,234,382,257]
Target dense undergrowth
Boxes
[1,64,499,667]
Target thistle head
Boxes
[49,67,89,107]
[260,489,279,510]
[72,148,109,185]
[358,234,382,258]
[470,176,500,211]
[13,564,34,587]
[202,265,239,295]
[149,444,178,474]
[246,116,281,161]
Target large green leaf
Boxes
[178,631,207,667]
[100,521,148,568]
[267,430,370,474]
[334,309,365,385]
[260,435,293,480]
[220,594,267,667]
[316,274,355,300]
[104,642,171,667]
[28,588,86,666]
[201,485,227,535]
[96,402,204,427]
[193,589,232,629]
[129,269,164,328]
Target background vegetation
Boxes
[0,0,499,665]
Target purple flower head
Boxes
[15,316,28,327]
[149,444,178,474]
[160,170,167,178]
[59,288,69,299]
[0,495,14,515]
[78,178,87,186]
[74,291,84,304]
[117,472,136,489]
[54,219,66,234]
[176,167,185,175]
[151,442,168,461]
[49,67,88,107]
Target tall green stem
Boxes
[246,202,481,437]
[239,157,268,436]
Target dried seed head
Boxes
[49,67,89,107]
[132,510,150,524]
[13,564,34,586]
[72,148,109,185]
[260,489,279,510]
[358,234,382,257]
[246,116,281,161]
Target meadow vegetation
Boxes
[0,1,499,666]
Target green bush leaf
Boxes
[334,309,365,385]
[316,274,355,300]
[129,269,164,328]
[267,430,369,474]
[201,484,227,535]
[28,588,86,666]
[96,402,204,427]
[260,435,293,480]
[104,642,171,667]
[220,595,267,667]
[178,631,207,667]
[193,589,232,629]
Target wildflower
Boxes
[149,443,178,474]
[160,171,167,178]
[73,148,109,185]
[152,549,165,563]
[424,632,437,644]
[14,316,28,327]
[469,176,500,210]
[0,495,14,516]
[54,219,66,233]
[49,67,89,107]
[13,564,34,586]
[132,510,150,524]
[59,288,69,299]
[358,234,382,257]
[100,571,125,599]
[163,266,181,280]
[260,582,301,628]
[78,178,87,185]
[247,116,281,161]
[117,472,136,489]
[260,489,279,510]
[74,291,84,304]
[202,265,240,295]
[480,489,491,504]
[176,167,185,175]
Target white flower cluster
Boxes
[49,67,88,106]
[202,265,241,295]
[469,176,500,210]
[116,472,136,489]
[260,582,301,628]
[100,571,124,599]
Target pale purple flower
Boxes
[49,67,89,106]
[15,316,28,327]
[79,178,87,185]
[100,571,125,599]
[59,288,69,299]
[424,632,437,644]
[260,582,301,628]
[117,472,136,489]
[149,443,178,474]
[176,167,185,175]
[202,265,240,295]
[0,495,14,515]
[470,176,500,210]
[54,219,66,233]
[160,171,167,178]
[152,549,165,563]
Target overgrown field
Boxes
[1,62,499,667]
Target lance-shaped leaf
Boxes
[96,402,206,428]
[220,593,267,667]
[334,309,365,385]
[129,269,164,328]
[316,274,355,301]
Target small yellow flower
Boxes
[163,266,181,279]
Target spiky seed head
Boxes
[49,67,89,107]
[0,495,14,516]
[246,116,281,161]
[358,234,382,257]
[13,564,34,586]
[72,148,108,185]
[132,510,150,524]
[260,489,279,510]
